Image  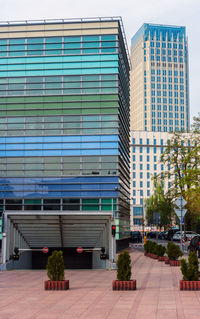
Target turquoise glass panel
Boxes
[9,45,25,51]
[0,54,118,64]
[46,43,62,49]
[8,51,25,56]
[9,39,25,44]
[83,36,99,41]
[0,67,118,77]
[45,37,62,43]
[64,49,81,54]
[27,38,44,44]
[64,36,81,42]
[64,43,81,49]
[0,40,7,45]
[27,44,44,50]
[82,42,100,48]
[101,35,116,41]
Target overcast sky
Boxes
[0,0,199,124]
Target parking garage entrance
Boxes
[1,212,114,270]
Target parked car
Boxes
[130,231,142,243]
[166,228,179,241]
[188,235,200,257]
[158,231,167,240]
[173,231,198,241]
[147,231,159,239]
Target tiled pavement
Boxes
[0,249,200,319]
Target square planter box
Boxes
[150,253,158,259]
[112,280,136,290]
[158,256,166,262]
[44,280,69,290]
[169,260,180,266]
[180,280,200,290]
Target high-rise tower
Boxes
[130,23,189,132]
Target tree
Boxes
[158,131,200,230]
[160,132,200,197]
[192,112,200,133]
[145,183,173,229]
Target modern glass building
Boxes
[0,18,130,269]
[130,23,189,132]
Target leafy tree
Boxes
[160,132,200,197]
[192,112,200,133]
[145,183,173,229]
[158,132,200,230]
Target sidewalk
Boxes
[0,249,200,319]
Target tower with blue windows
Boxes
[130,23,189,133]
[0,18,130,268]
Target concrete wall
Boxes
[92,251,107,269]
[4,251,32,270]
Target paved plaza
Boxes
[0,249,200,319]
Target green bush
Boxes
[144,240,159,254]
[117,250,132,281]
[180,251,199,281]
[144,240,151,253]
[46,250,65,281]
[156,244,166,257]
[166,242,183,261]
[151,241,158,255]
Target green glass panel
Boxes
[62,109,81,115]
[102,204,112,211]
[102,199,112,204]
[24,199,41,205]
[82,109,100,114]
[82,204,99,211]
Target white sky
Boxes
[0,0,199,124]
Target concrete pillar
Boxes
[6,218,10,262]
[1,213,7,264]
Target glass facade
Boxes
[130,23,189,132]
[0,19,130,241]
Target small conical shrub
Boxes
[180,251,199,281]
[117,250,132,281]
[46,250,65,281]
[166,242,183,260]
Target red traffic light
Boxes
[112,225,116,237]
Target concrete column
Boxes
[6,218,10,262]
[1,213,7,264]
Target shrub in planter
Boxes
[44,250,69,290]
[148,241,158,258]
[156,244,166,261]
[112,250,136,290]
[180,251,200,290]
[144,240,152,255]
[166,242,183,264]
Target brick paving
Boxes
[0,249,200,318]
